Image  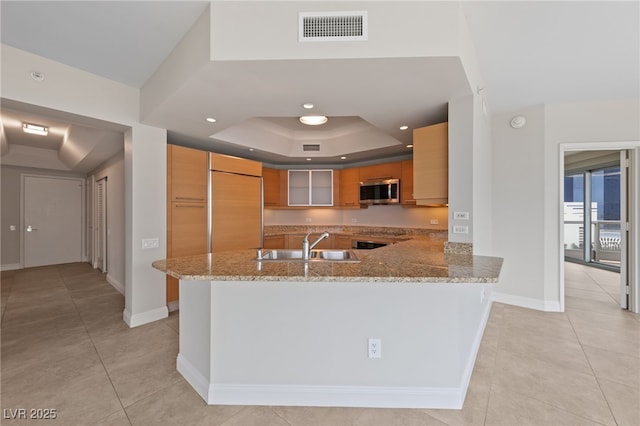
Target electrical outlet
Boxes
[453,211,469,220]
[9,225,16,231]
[453,225,468,234]
[351,218,357,223]
[305,217,312,223]
[368,338,381,358]
[430,219,439,225]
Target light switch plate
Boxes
[453,211,469,220]
[142,238,159,249]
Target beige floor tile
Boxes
[2,364,122,425]
[485,386,605,426]
[103,345,182,408]
[353,407,449,425]
[567,306,640,332]
[220,406,291,426]
[571,319,640,357]
[125,379,242,425]
[491,350,615,425]
[496,321,592,376]
[598,378,640,426]
[92,409,132,426]
[273,406,365,426]
[565,286,619,303]
[565,295,626,316]
[582,345,640,387]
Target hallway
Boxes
[1,262,638,425]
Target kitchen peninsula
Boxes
[153,231,503,409]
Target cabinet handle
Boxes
[175,197,206,201]
[175,204,206,208]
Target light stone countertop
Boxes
[152,237,503,284]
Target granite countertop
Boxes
[152,237,503,284]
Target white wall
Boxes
[2,44,168,327]
[89,151,125,292]
[491,100,640,311]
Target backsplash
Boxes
[264,225,448,240]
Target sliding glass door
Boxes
[564,163,622,269]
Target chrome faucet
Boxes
[302,231,330,261]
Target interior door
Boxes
[23,175,84,268]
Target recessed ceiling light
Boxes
[206,117,217,123]
[340,156,347,160]
[248,148,254,152]
[299,115,328,126]
[23,123,48,136]
[406,144,413,148]
[306,158,312,161]
[302,103,314,109]
[399,125,409,130]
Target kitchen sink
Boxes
[256,249,359,262]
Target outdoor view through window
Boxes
[564,165,621,268]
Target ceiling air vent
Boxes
[303,144,321,152]
[299,11,368,42]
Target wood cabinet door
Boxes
[334,235,353,249]
[359,162,402,181]
[263,167,281,207]
[170,202,208,257]
[167,201,208,304]
[339,167,360,207]
[211,172,262,252]
[401,160,416,205]
[263,234,285,249]
[413,122,448,205]
[169,145,208,203]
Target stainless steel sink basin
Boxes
[256,249,359,262]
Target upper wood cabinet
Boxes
[400,160,416,206]
[413,122,448,206]
[359,162,402,181]
[263,167,281,207]
[210,152,262,176]
[338,167,360,207]
[169,145,208,203]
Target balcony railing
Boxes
[564,220,621,267]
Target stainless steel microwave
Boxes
[359,179,400,204]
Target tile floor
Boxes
[1,262,638,425]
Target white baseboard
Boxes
[167,300,179,312]
[208,384,464,409]
[492,292,562,312]
[123,306,168,328]
[0,263,21,271]
[176,354,465,409]
[106,274,124,295]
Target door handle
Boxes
[26,225,38,232]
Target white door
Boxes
[23,175,84,268]
[95,177,107,272]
